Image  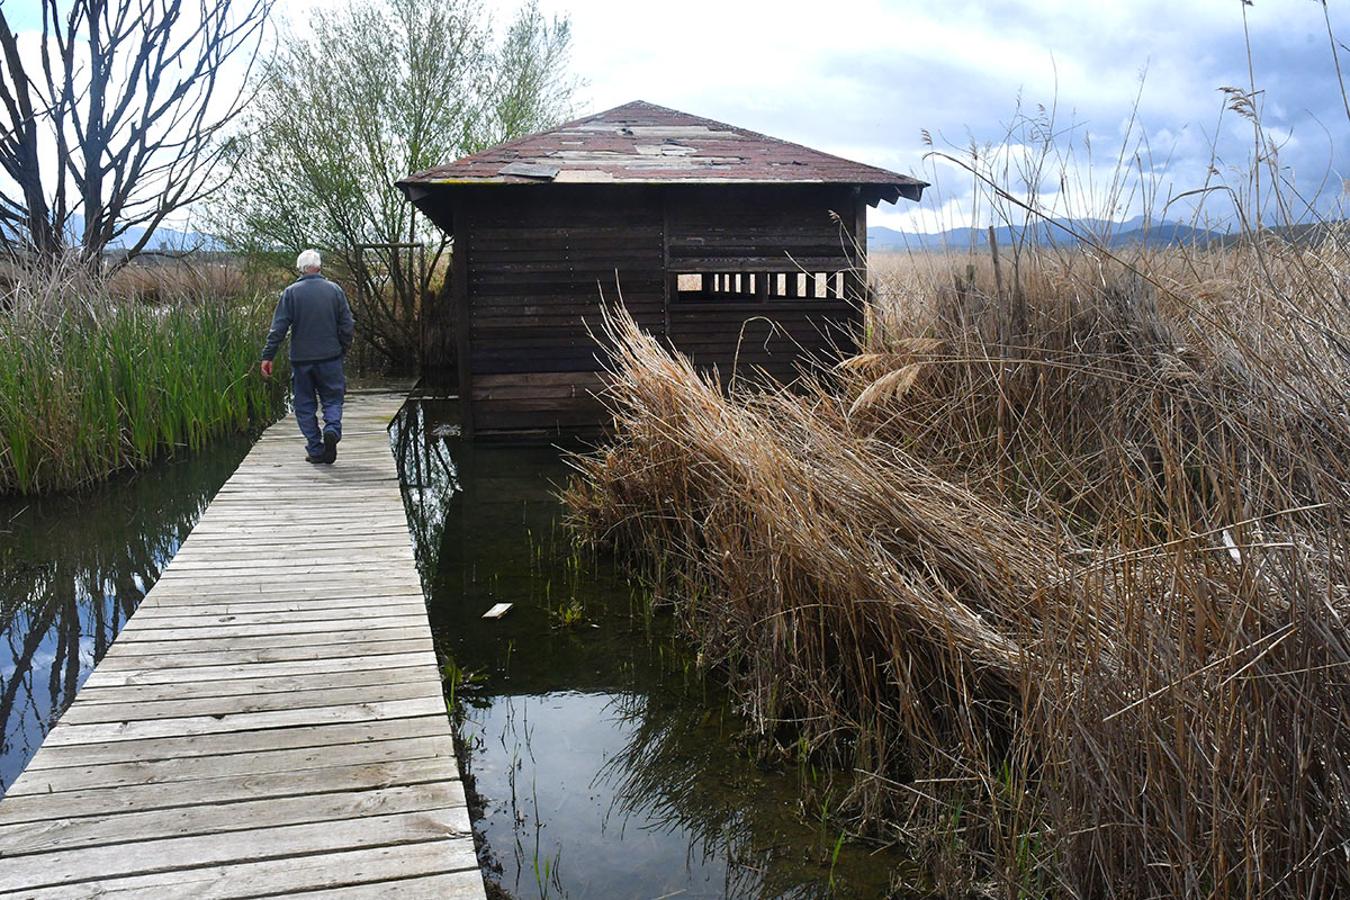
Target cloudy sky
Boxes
[6,0,1348,235]
[531,0,1350,232]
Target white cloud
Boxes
[11,0,1350,236]
[532,0,1350,233]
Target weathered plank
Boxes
[0,392,484,898]
[86,647,434,678]
[24,716,453,771]
[0,745,457,826]
[138,594,427,615]
[0,782,465,857]
[104,628,431,657]
[5,734,455,797]
[16,841,480,899]
[55,679,442,726]
[0,808,469,890]
[74,664,440,705]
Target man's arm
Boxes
[260,289,292,375]
[335,285,355,353]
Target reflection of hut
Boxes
[397,101,926,436]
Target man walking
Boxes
[260,249,356,464]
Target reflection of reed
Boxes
[389,400,459,592]
[599,691,835,900]
[0,441,247,793]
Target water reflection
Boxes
[389,399,460,593]
[392,400,906,899]
[0,439,253,793]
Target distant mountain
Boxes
[0,215,222,255]
[869,216,1228,253]
[91,218,221,255]
[113,222,219,253]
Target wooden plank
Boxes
[139,594,426,615]
[24,716,453,771]
[144,583,424,602]
[127,603,427,628]
[0,392,484,897]
[174,536,414,551]
[454,197,476,437]
[122,604,427,629]
[185,521,411,535]
[149,573,424,589]
[115,614,428,642]
[0,782,465,857]
[38,696,448,747]
[6,735,455,797]
[0,809,469,890]
[74,664,442,705]
[17,841,480,899]
[104,629,430,657]
[0,756,458,826]
[55,679,442,726]
[294,870,487,900]
[85,642,435,675]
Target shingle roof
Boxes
[397,101,926,205]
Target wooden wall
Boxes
[667,184,859,274]
[444,183,865,436]
[667,300,859,384]
[456,186,663,434]
[664,184,862,382]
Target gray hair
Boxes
[296,249,322,272]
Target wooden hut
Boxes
[397,100,926,436]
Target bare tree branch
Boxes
[0,0,273,268]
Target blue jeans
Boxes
[292,357,345,458]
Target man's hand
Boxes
[260,360,273,379]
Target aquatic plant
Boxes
[0,262,286,495]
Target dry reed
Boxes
[564,238,1350,896]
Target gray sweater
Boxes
[261,273,356,363]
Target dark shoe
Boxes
[305,454,325,464]
[322,431,339,464]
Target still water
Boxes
[394,400,907,899]
[0,399,907,897]
[0,436,253,792]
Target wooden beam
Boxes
[661,188,672,338]
[851,193,869,302]
[451,196,474,438]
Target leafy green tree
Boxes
[213,0,575,368]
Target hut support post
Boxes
[451,197,474,438]
[848,194,869,303]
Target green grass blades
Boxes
[0,295,287,496]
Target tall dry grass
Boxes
[563,30,1350,890]
[563,233,1350,895]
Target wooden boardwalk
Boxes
[0,392,484,898]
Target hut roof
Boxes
[398,100,927,206]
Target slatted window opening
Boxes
[673,271,846,302]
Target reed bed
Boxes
[0,261,286,496]
[564,239,1350,896]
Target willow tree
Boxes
[214,0,575,369]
